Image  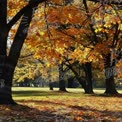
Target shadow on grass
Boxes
[12,90,83,97]
[13,90,56,97]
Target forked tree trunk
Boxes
[104,53,118,94]
[0,1,39,104]
[67,62,93,94]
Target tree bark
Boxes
[58,64,67,92]
[0,1,40,104]
[0,0,15,104]
[59,80,67,91]
[49,82,53,90]
[68,77,74,88]
[104,53,118,94]
[83,62,94,94]
[0,64,16,104]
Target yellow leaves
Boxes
[46,62,51,67]
[69,47,92,63]
[8,0,121,68]
[119,24,122,30]
[93,5,121,35]
[38,31,45,36]
[95,27,109,33]
[95,28,102,33]
[68,14,72,19]
[104,23,111,28]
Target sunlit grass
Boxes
[12,87,122,101]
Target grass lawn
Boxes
[0,87,122,122]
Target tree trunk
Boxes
[0,1,39,104]
[104,53,118,94]
[58,64,67,92]
[59,80,66,91]
[68,77,74,88]
[66,62,93,94]
[0,0,16,104]
[105,76,118,94]
[49,82,53,90]
[0,61,16,104]
[83,62,94,94]
[65,63,87,93]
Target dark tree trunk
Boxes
[58,64,67,92]
[68,77,74,88]
[49,82,53,90]
[66,62,93,94]
[0,65,16,104]
[0,55,16,104]
[104,54,118,94]
[0,1,40,104]
[76,77,87,92]
[0,0,15,104]
[59,80,66,91]
[65,63,87,93]
[105,76,118,94]
[83,62,94,94]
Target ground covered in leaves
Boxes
[0,88,122,122]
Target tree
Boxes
[0,0,47,105]
[26,0,121,94]
[27,0,122,94]
[81,0,122,94]
[71,0,121,94]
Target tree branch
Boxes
[7,0,47,31]
[8,7,36,68]
[83,0,98,44]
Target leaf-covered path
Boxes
[0,88,122,122]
